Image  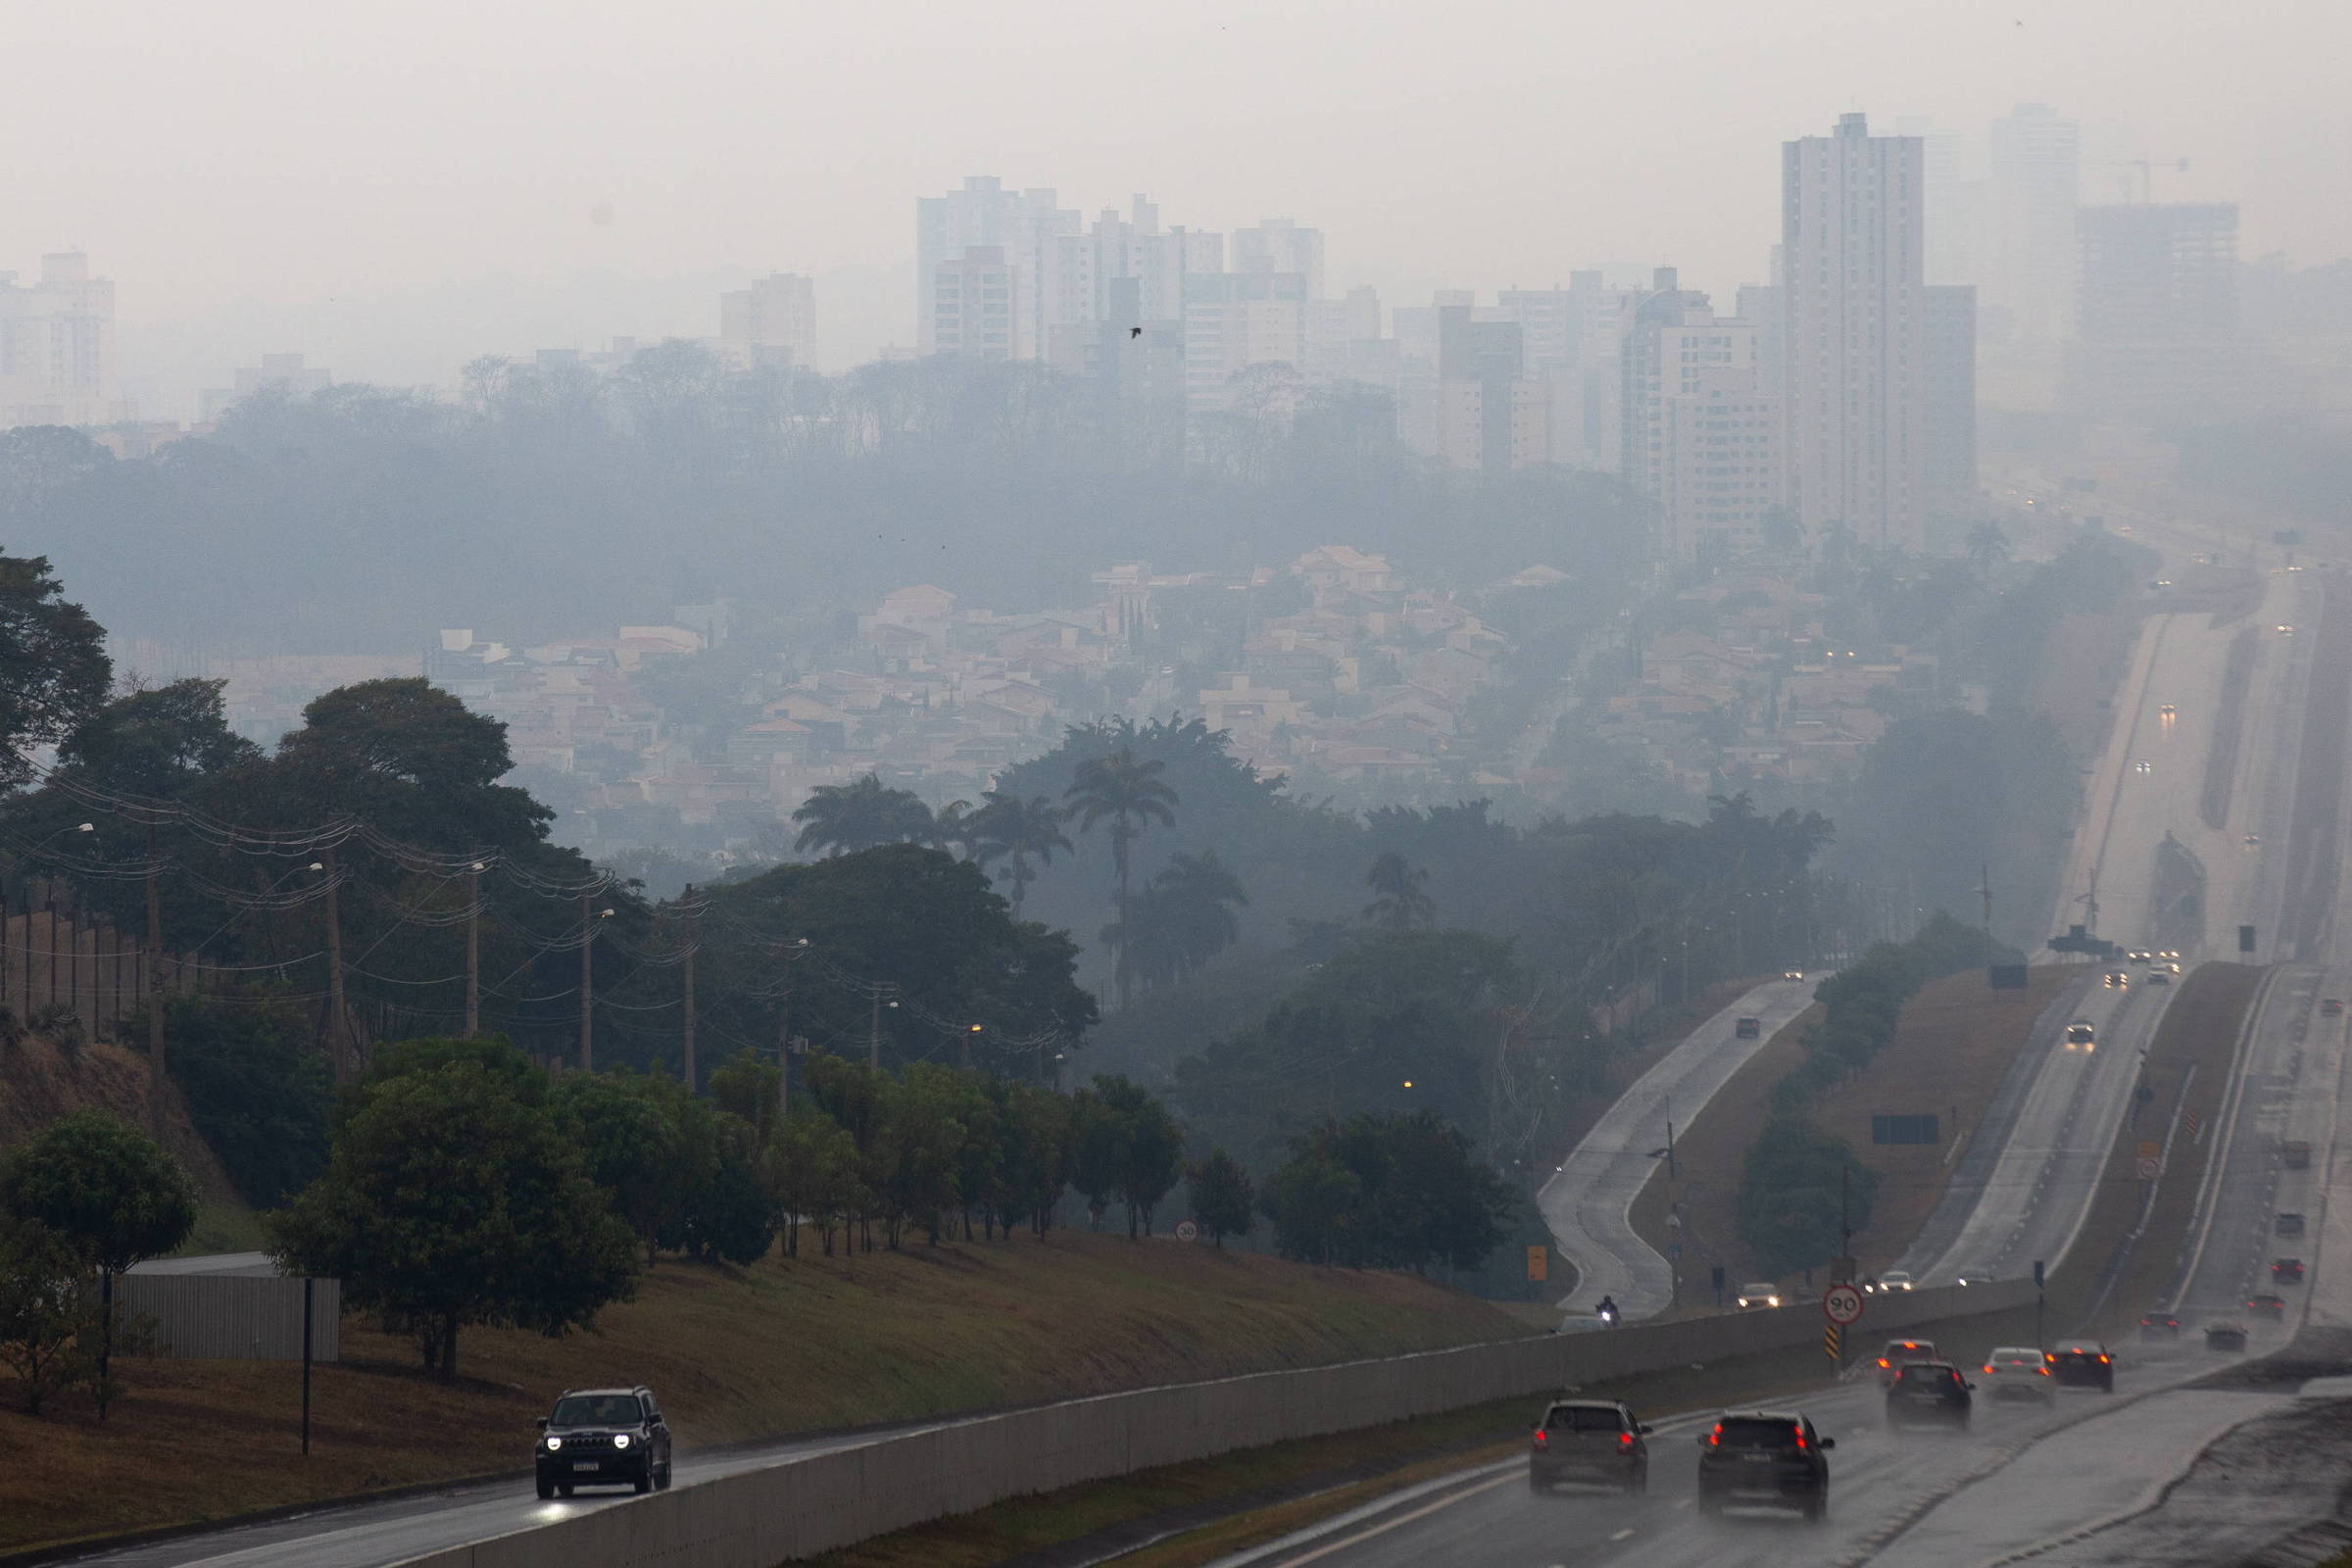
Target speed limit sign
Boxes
[1174,1219,1200,1243]
[1822,1283,1865,1326]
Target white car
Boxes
[1735,1282,1783,1310]
[1877,1337,1939,1388]
[1982,1347,2057,1404]
[1873,1270,1917,1294]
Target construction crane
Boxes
[2103,157,2191,204]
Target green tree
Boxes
[161,992,331,1207]
[1093,1075,1183,1237]
[1361,852,1435,931]
[0,1111,196,1403]
[791,773,939,857]
[547,1071,679,1259]
[708,1047,782,1143]
[1259,1111,1512,1273]
[270,677,549,849]
[0,551,111,790]
[1109,850,1249,993]
[0,1216,92,1417]
[967,791,1074,916]
[270,1061,640,1378]
[1064,749,1180,1007]
[1736,1117,1877,1277]
[1187,1150,1254,1249]
[764,1106,864,1257]
[56,676,259,794]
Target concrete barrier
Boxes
[390,1278,2034,1568]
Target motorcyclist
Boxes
[1595,1295,1620,1323]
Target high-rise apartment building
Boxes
[2065,202,2249,418]
[0,253,122,430]
[199,353,332,424]
[1986,104,2081,349]
[930,247,1019,363]
[1041,198,1220,372]
[720,271,816,371]
[915,177,1078,359]
[1232,220,1325,300]
[1922,285,1979,504]
[1620,270,1787,562]
[1182,270,1310,411]
[1783,113,1928,553]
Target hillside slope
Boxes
[0,1229,1533,1553]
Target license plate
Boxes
[572,1460,601,1472]
[1741,1452,1774,1463]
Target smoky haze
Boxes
[5,0,2347,407]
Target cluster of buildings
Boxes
[1573,578,1944,800]
[395,548,1540,848]
[896,108,2267,564]
[4,103,2314,571]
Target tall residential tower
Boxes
[1782,113,1927,553]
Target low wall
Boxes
[117,1275,341,1361]
[389,1278,2029,1568]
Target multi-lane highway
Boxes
[1538,973,1820,1320]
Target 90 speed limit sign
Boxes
[1822,1283,1865,1326]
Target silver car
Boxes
[1982,1346,2056,1404]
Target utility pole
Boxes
[678,885,699,1090]
[464,862,482,1037]
[1666,1119,1678,1180]
[1979,862,1993,934]
[578,893,595,1072]
[866,981,890,1072]
[1840,1162,1853,1260]
[144,827,167,1135]
[320,849,352,1083]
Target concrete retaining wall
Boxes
[391,1279,2032,1568]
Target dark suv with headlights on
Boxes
[1886,1361,1973,1430]
[535,1385,672,1497]
[1696,1410,1833,1521]
[1529,1397,1651,1494]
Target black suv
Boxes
[535,1385,673,1497]
[1529,1397,1651,1494]
[1696,1410,1833,1522]
[1886,1361,1973,1431]
[2047,1342,2115,1392]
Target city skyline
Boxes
[6,0,2342,415]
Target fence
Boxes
[387,1278,2032,1568]
[0,902,200,1045]
[116,1273,341,1362]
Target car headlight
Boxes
[612,1433,632,1449]
[544,1437,563,1451]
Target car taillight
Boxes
[1878,1357,1889,1367]
[1533,1429,1546,1446]
[2037,1366,2050,1376]
[1619,1431,1634,1449]
[2099,1354,2110,1363]
[1984,1364,1996,1374]
[1708,1424,1722,1446]
[1794,1430,1807,1451]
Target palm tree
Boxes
[1362,852,1435,931]
[967,791,1073,915]
[1125,851,1248,988]
[1966,519,2011,574]
[790,774,937,857]
[1064,749,1179,1008]
[930,798,975,857]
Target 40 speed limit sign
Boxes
[1822,1283,1865,1326]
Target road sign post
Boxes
[1824,1324,1842,1362]
[1822,1283,1865,1327]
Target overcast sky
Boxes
[9,0,2347,413]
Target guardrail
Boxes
[391,1279,2032,1568]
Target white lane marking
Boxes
[1609,1527,1636,1541]
[1265,1472,1517,1567]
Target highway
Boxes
[1537,973,1822,1320]
[1198,1341,2251,1568]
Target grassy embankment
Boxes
[1629,963,2078,1294]
[0,1030,1532,1556]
